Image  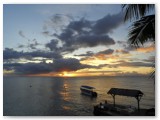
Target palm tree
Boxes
[122,4,155,78]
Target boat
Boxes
[80,85,97,97]
[94,102,138,116]
[93,88,154,116]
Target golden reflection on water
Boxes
[59,81,71,101]
[60,80,73,110]
[62,105,71,110]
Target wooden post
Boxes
[136,96,141,112]
[137,99,140,111]
[112,94,115,107]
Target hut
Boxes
[107,88,143,111]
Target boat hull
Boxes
[80,86,97,97]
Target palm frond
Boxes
[122,4,154,21]
[149,67,155,82]
[128,15,155,47]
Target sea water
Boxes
[3,76,155,116]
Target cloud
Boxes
[76,35,115,47]
[3,48,24,60]
[18,30,26,38]
[117,40,127,44]
[14,63,53,74]
[98,49,114,55]
[67,18,92,34]
[43,14,73,34]
[93,12,124,34]
[45,12,124,53]
[4,58,100,74]
[27,39,40,50]
[116,61,153,67]
[143,56,155,63]
[25,51,62,59]
[17,44,25,48]
[93,49,114,60]
[74,51,94,57]
[45,39,60,51]
[18,30,30,41]
[42,31,50,36]
[18,30,40,50]
[3,48,62,61]
[52,58,95,72]
[136,45,155,53]
[4,63,22,71]
[115,49,129,54]
[78,49,114,61]
[116,71,146,76]
[47,34,115,53]
[117,40,155,53]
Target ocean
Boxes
[3,76,155,116]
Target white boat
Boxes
[80,85,97,97]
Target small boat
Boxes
[80,85,97,97]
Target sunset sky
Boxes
[3,4,155,77]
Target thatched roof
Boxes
[107,88,143,97]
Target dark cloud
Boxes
[3,48,24,60]
[45,12,124,53]
[4,63,22,71]
[67,18,92,34]
[3,48,62,61]
[93,12,124,34]
[52,58,95,72]
[27,39,40,50]
[25,51,62,59]
[4,58,100,74]
[15,63,53,74]
[98,49,114,55]
[76,35,115,47]
[74,51,94,57]
[45,39,60,51]
[47,34,115,53]
[76,49,114,61]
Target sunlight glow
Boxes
[59,71,75,77]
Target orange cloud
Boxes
[137,46,155,53]
[94,54,106,60]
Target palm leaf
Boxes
[149,66,155,83]
[122,4,154,21]
[128,15,155,47]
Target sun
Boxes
[59,71,75,77]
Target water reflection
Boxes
[62,106,71,110]
[60,79,71,101]
[59,78,73,111]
